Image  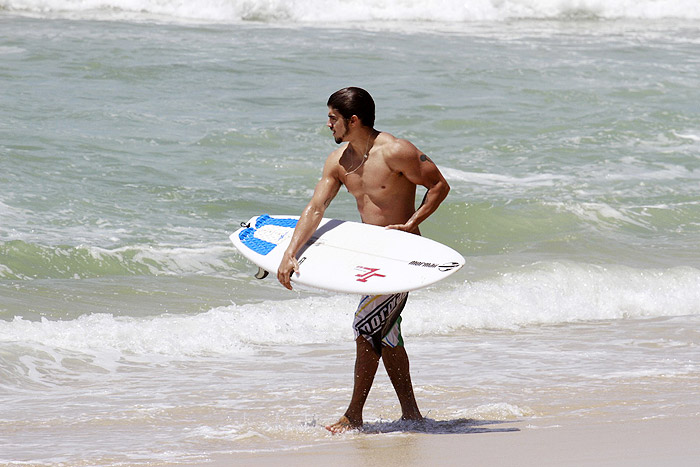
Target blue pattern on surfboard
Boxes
[255,214,298,229]
[237,228,276,255]
[238,214,298,256]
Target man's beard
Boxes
[333,127,347,144]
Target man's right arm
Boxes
[277,159,341,290]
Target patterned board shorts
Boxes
[353,292,409,355]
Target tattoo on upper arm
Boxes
[420,154,433,163]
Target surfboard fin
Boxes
[255,267,269,280]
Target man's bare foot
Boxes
[401,412,423,422]
[325,415,361,434]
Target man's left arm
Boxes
[385,140,450,233]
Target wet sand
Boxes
[204,416,700,466]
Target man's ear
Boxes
[349,115,360,127]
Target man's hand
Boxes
[277,253,299,290]
[385,219,419,234]
[385,223,412,232]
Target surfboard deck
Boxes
[230,214,464,294]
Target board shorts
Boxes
[353,292,409,356]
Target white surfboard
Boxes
[230,214,464,294]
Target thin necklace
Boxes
[345,132,374,175]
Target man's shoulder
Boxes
[327,144,347,158]
[376,132,419,159]
[322,145,347,177]
[326,144,348,166]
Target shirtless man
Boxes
[277,87,450,433]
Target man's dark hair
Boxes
[327,87,375,128]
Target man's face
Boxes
[327,107,349,144]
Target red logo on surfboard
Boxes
[355,266,386,282]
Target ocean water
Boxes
[2,0,700,464]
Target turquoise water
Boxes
[1,2,700,464]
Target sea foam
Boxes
[2,261,698,359]
[3,0,700,23]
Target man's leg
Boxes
[325,336,380,433]
[382,345,422,421]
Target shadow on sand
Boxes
[360,417,520,435]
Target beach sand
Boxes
[205,416,699,466]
